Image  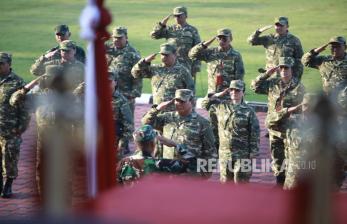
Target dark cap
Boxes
[217,28,232,37]
[59,40,76,51]
[173,6,187,16]
[274,16,289,26]
[229,80,245,91]
[0,52,12,63]
[175,89,194,102]
[55,24,70,35]
[278,57,294,67]
[159,43,177,54]
[329,36,346,45]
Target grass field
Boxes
[1,0,346,101]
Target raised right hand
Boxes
[156,99,174,111]
[258,25,273,33]
[161,14,172,26]
[314,43,329,54]
[144,53,157,63]
[203,36,217,47]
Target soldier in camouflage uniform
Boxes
[142,89,217,174]
[30,25,85,67]
[251,57,305,185]
[108,68,134,158]
[0,52,30,198]
[117,125,189,185]
[131,43,194,112]
[150,6,201,78]
[189,28,245,150]
[30,40,84,91]
[302,36,347,96]
[105,26,142,119]
[248,17,304,81]
[11,65,82,198]
[202,80,259,183]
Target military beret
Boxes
[159,43,176,54]
[329,36,346,45]
[229,80,245,91]
[217,28,232,37]
[175,89,194,102]
[0,52,12,63]
[274,16,289,26]
[59,40,76,51]
[133,125,157,142]
[112,26,127,38]
[278,57,294,67]
[173,6,187,16]
[55,24,70,35]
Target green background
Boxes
[1,0,346,101]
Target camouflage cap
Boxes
[0,52,12,63]
[159,43,176,54]
[278,57,294,67]
[175,89,193,102]
[217,28,232,37]
[133,125,157,142]
[229,79,245,91]
[59,40,76,51]
[274,16,289,26]
[112,26,127,38]
[173,6,187,16]
[329,36,346,45]
[55,24,70,35]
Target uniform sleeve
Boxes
[301,50,326,69]
[119,100,134,142]
[188,43,214,62]
[131,58,154,79]
[248,110,260,155]
[201,120,218,159]
[250,73,272,94]
[247,30,272,47]
[130,53,143,98]
[182,67,195,92]
[141,107,168,130]
[30,56,48,76]
[150,23,170,39]
[293,38,304,61]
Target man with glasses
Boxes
[248,17,304,81]
[30,25,85,72]
[302,36,347,96]
[189,28,245,150]
[150,6,201,79]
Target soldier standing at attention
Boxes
[302,36,347,96]
[248,17,304,81]
[131,43,194,112]
[105,26,142,121]
[0,52,30,198]
[30,24,85,68]
[251,57,305,185]
[202,80,259,183]
[150,6,201,79]
[189,28,245,150]
[141,89,217,174]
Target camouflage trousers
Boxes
[0,135,22,179]
[219,150,252,183]
[269,131,286,178]
[208,106,219,152]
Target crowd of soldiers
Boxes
[0,6,346,198]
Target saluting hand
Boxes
[161,14,172,26]
[203,36,217,47]
[258,25,273,33]
[265,66,279,77]
[156,99,174,111]
[144,53,157,63]
[213,88,230,98]
[314,43,329,54]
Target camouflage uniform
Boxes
[117,125,188,184]
[150,6,201,76]
[106,26,142,117]
[251,57,305,184]
[302,36,347,95]
[111,90,134,158]
[31,25,85,64]
[142,90,217,174]
[247,17,304,80]
[0,54,30,181]
[189,28,245,149]
[131,43,194,111]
